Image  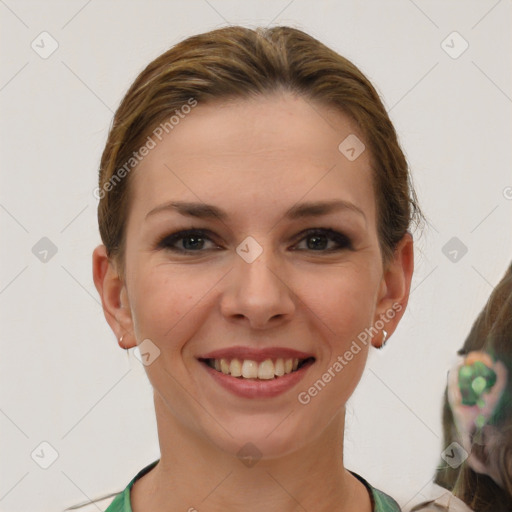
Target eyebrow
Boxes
[145,199,366,223]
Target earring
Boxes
[378,329,388,349]
[118,335,126,349]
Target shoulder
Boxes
[405,483,474,512]
[371,487,402,512]
[65,460,159,512]
[350,471,402,512]
[63,493,118,512]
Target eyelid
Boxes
[157,228,221,250]
[290,227,353,251]
[157,226,353,253]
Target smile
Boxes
[196,347,316,399]
[201,357,315,379]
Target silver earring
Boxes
[382,330,388,346]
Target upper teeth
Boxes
[210,358,301,379]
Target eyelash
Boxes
[156,228,353,254]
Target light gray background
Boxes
[1,1,511,511]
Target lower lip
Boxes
[199,360,314,398]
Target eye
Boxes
[292,228,353,252]
[156,227,353,254]
[157,229,221,253]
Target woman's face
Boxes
[97,92,412,457]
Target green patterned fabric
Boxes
[105,460,401,512]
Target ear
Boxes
[371,232,414,348]
[92,244,136,349]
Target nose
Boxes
[220,247,296,330]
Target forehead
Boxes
[128,93,376,227]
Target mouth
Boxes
[198,356,316,380]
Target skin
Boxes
[93,92,414,511]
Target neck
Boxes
[131,393,372,512]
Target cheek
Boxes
[129,264,197,345]
[297,266,379,341]
[306,270,378,390]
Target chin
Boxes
[203,415,315,461]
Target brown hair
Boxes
[415,263,512,511]
[97,25,423,278]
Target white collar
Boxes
[405,483,474,512]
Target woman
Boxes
[91,25,419,511]
[411,263,512,511]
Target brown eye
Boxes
[157,229,220,253]
[292,228,353,252]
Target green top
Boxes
[104,460,401,512]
